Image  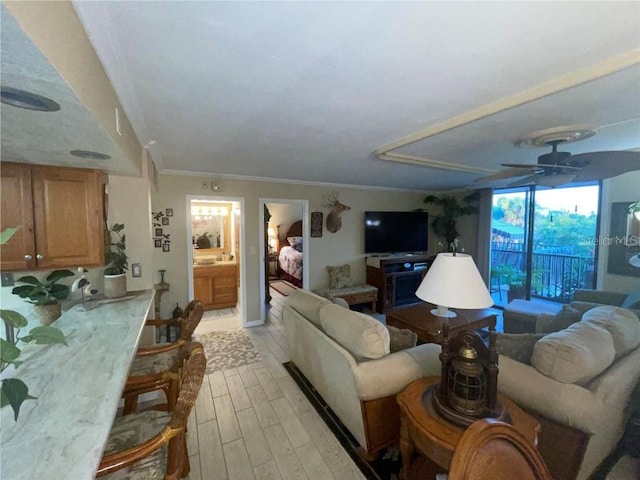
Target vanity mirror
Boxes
[191,202,231,255]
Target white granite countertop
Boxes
[0,290,154,480]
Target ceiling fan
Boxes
[475,128,640,188]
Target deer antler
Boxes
[326,190,340,206]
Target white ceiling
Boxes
[4,2,640,191]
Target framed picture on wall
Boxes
[155,228,163,237]
[311,211,323,237]
[161,217,169,226]
[608,202,640,277]
[154,239,162,248]
[166,208,173,217]
[162,243,170,252]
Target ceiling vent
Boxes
[70,150,111,160]
[0,86,61,112]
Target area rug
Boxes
[283,361,401,480]
[194,328,260,373]
[270,279,298,296]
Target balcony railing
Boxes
[491,242,594,302]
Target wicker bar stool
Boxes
[122,300,204,415]
[97,342,206,479]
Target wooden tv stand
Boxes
[366,254,433,313]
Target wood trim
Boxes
[360,395,401,458]
[524,409,589,480]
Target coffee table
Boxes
[386,303,497,344]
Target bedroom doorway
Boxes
[259,198,309,323]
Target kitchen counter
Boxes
[0,290,154,480]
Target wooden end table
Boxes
[386,303,497,344]
[397,376,540,479]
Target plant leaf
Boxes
[0,226,21,245]
[0,338,21,363]
[49,284,70,300]
[1,378,35,420]
[24,326,67,345]
[14,276,40,286]
[45,270,74,284]
[112,223,125,233]
[0,310,28,329]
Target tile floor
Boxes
[185,288,366,480]
[185,288,638,480]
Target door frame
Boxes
[186,194,247,327]
[259,198,309,323]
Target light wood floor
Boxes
[186,288,367,480]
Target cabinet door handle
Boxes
[36,254,44,260]
[24,254,33,260]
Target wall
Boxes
[599,170,640,293]
[107,175,154,294]
[151,174,434,321]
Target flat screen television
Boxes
[364,211,429,254]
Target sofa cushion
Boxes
[581,306,640,359]
[319,304,390,361]
[327,264,354,289]
[531,321,615,384]
[285,290,331,328]
[387,325,418,353]
[495,333,546,365]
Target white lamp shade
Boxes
[415,253,493,309]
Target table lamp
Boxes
[415,252,493,318]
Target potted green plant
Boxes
[1,227,67,421]
[496,265,527,302]
[423,192,480,250]
[104,223,128,298]
[629,201,640,221]
[11,270,75,325]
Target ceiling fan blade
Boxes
[500,163,545,169]
[501,162,581,171]
[506,173,542,187]
[474,168,540,183]
[569,150,640,182]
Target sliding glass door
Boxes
[490,184,599,307]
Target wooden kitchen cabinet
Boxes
[0,162,106,271]
[193,264,238,310]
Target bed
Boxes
[277,220,303,288]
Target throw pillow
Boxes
[319,304,390,361]
[495,333,546,365]
[621,291,640,310]
[531,321,615,384]
[581,306,640,359]
[387,325,418,353]
[287,236,303,248]
[327,264,354,289]
[330,296,350,309]
[549,305,581,332]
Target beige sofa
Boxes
[497,305,640,480]
[283,289,441,459]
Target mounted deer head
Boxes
[325,190,351,233]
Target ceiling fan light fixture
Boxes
[0,86,61,112]
[515,125,597,149]
[535,173,576,187]
[69,149,111,160]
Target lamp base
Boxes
[429,383,508,428]
[430,308,457,318]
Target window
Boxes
[490,184,599,307]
